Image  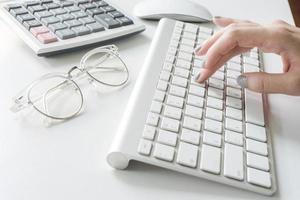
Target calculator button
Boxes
[30,26,50,37]
[79,3,96,11]
[57,13,74,21]
[36,32,58,43]
[101,6,116,12]
[71,11,88,19]
[71,25,91,36]
[41,16,60,25]
[78,16,96,25]
[50,8,68,16]
[86,8,104,16]
[23,1,39,8]
[86,22,105,32]
[94,1,108,7]
[94,14,120,28]
[109,11,124,18]
[10,7,28,16]
[16,13,35,23]
[56,29,76,39]
[34,10,53,19]
[28,5,46,13]
[61,1,74,7]
[117,16,133,26]
[64,19,82,28]
[65,6,81,13]
[43,3,60,10]
[23,20,42,30]
[48,22,68,32]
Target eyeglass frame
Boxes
[11,45,129,121]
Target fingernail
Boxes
[237,75,248,88]
[194,72,200,82]
[194,45,202,54]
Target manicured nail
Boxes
[194,72,200,82]
[237,75,248,88]
[194,45,202,54]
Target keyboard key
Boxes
[65,6,81,13]
[227,69,241,79]
[10,7,28,16]
[34,10,53,19]
[86,8,104,16]
[226,106,242,121]
[227,62,242,72]
[157,130,178,146]
[56,28,76,39]
[72,11,88,19]
[16,13,34,23]
[226,87,241,99]
[211,71,224,80]
[189,85,205,97]
[153,143,175,162]
[200,144,221,174]
[186,94,204,108]
[86,22,105,32]
[204,119,222,134]
[142,125,156,140]
[176,59,191,70]
[163,62,173,71]
[30,26,49,36]
[246,123,267,142]
[206,107,223,121]
[245,90,265,126]
[226,78,241,89]
[50,8,67,16]
[138,139,152,155]
[159,70,171,81]
[170,85,186,97]
[23,1,39,8]
[203,131,221,147]
[101,5,116,12]
[79,3,96,11]
[247,167,271,188]
[185,105,203,119]
[146,112,159,126]
[164,105,182,120]
[109,10,124,18]
[174,67,189,78]
[94,1,108,7]
[226,96,242,109]
[224,143,244,180]
[117,16,134,26]
[180,128,200,145]
[171,76,188,87]
[209,78,224,89]
[36,32,58,43]
[150,101,163,114]
[178,51,192,62]
[246,139,268,156]
[161,117,180,132]
[28,5,46,13]
[206,96,223,110]
[23,20,42,29]
[177,142,198,168]
[48,22,67,32]
[153,90,165,102]
[41,16,60,25]
[43,3,60,10]
[94,14,121,28]
[57,13,75,21]
[78,16,96,24]
[166,95,184,108]
[244,57,259,66]
[246,152,270,171]
[61,1,74,7]
[64,19,82,27]
[225,130,243,146]
[183,116,201,131]
[208,87,223,99]
[72,25,91,35]
[225,118,243,133]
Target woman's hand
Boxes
[195,16,300,95]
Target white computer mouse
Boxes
[133,0,213,23]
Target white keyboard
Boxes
[107,18,277,196]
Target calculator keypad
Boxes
[5,0,134,44]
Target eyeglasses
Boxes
[11,45,129,123]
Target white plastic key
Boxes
[206,96,223,110]
[226,96,242,109]
[143,125,156,140]
[176,59,191,70]
[174,67,190,78]
[166,95,184,108]
[178,51,193,62]
[208,87,223,99]
[177,142,198,168]
[224,143,244,180]
[157,130,178,146]
[164,105,182,120]
[206,107,223,121]
[245,90,265,126]
[189,85,205,97]
[187,94,204,108]
[227,62,241,72]
[170,85,186,97]
[244,57,259,66]
[226,106,243,121]
[157,80,168,91]
[172,75,188,87]
[153,90,165,102]
[180,128,201,145]
[247,152,270,171]
[146,112,159,126]
[163,62,173,71]
[153,143,175,161]
[203,130,222,147]
[138,139,152,155]
[246,123,267,142]
[185,105,203,119]
[200,144,221,174]
[225,130,243,146]
[204,119,222,134]
[183,116,202,131]
[226,78,241,89]
[161,117,180,132]
[226,87,241,99]
[225,118,243,133]
[247,167,271,188]
[209,78,224,89]
[227,69,241,79]
[150,101,162,113]
[246,139,268,156]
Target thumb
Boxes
[236,72,289,93]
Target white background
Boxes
[0,0,299,199]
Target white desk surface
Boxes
[0,0,300,199]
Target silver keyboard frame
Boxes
[106,18,277,196]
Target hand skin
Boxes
[195,16,300,96]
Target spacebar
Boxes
[245,90,265,126]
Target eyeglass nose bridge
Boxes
[67,66,84,78]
